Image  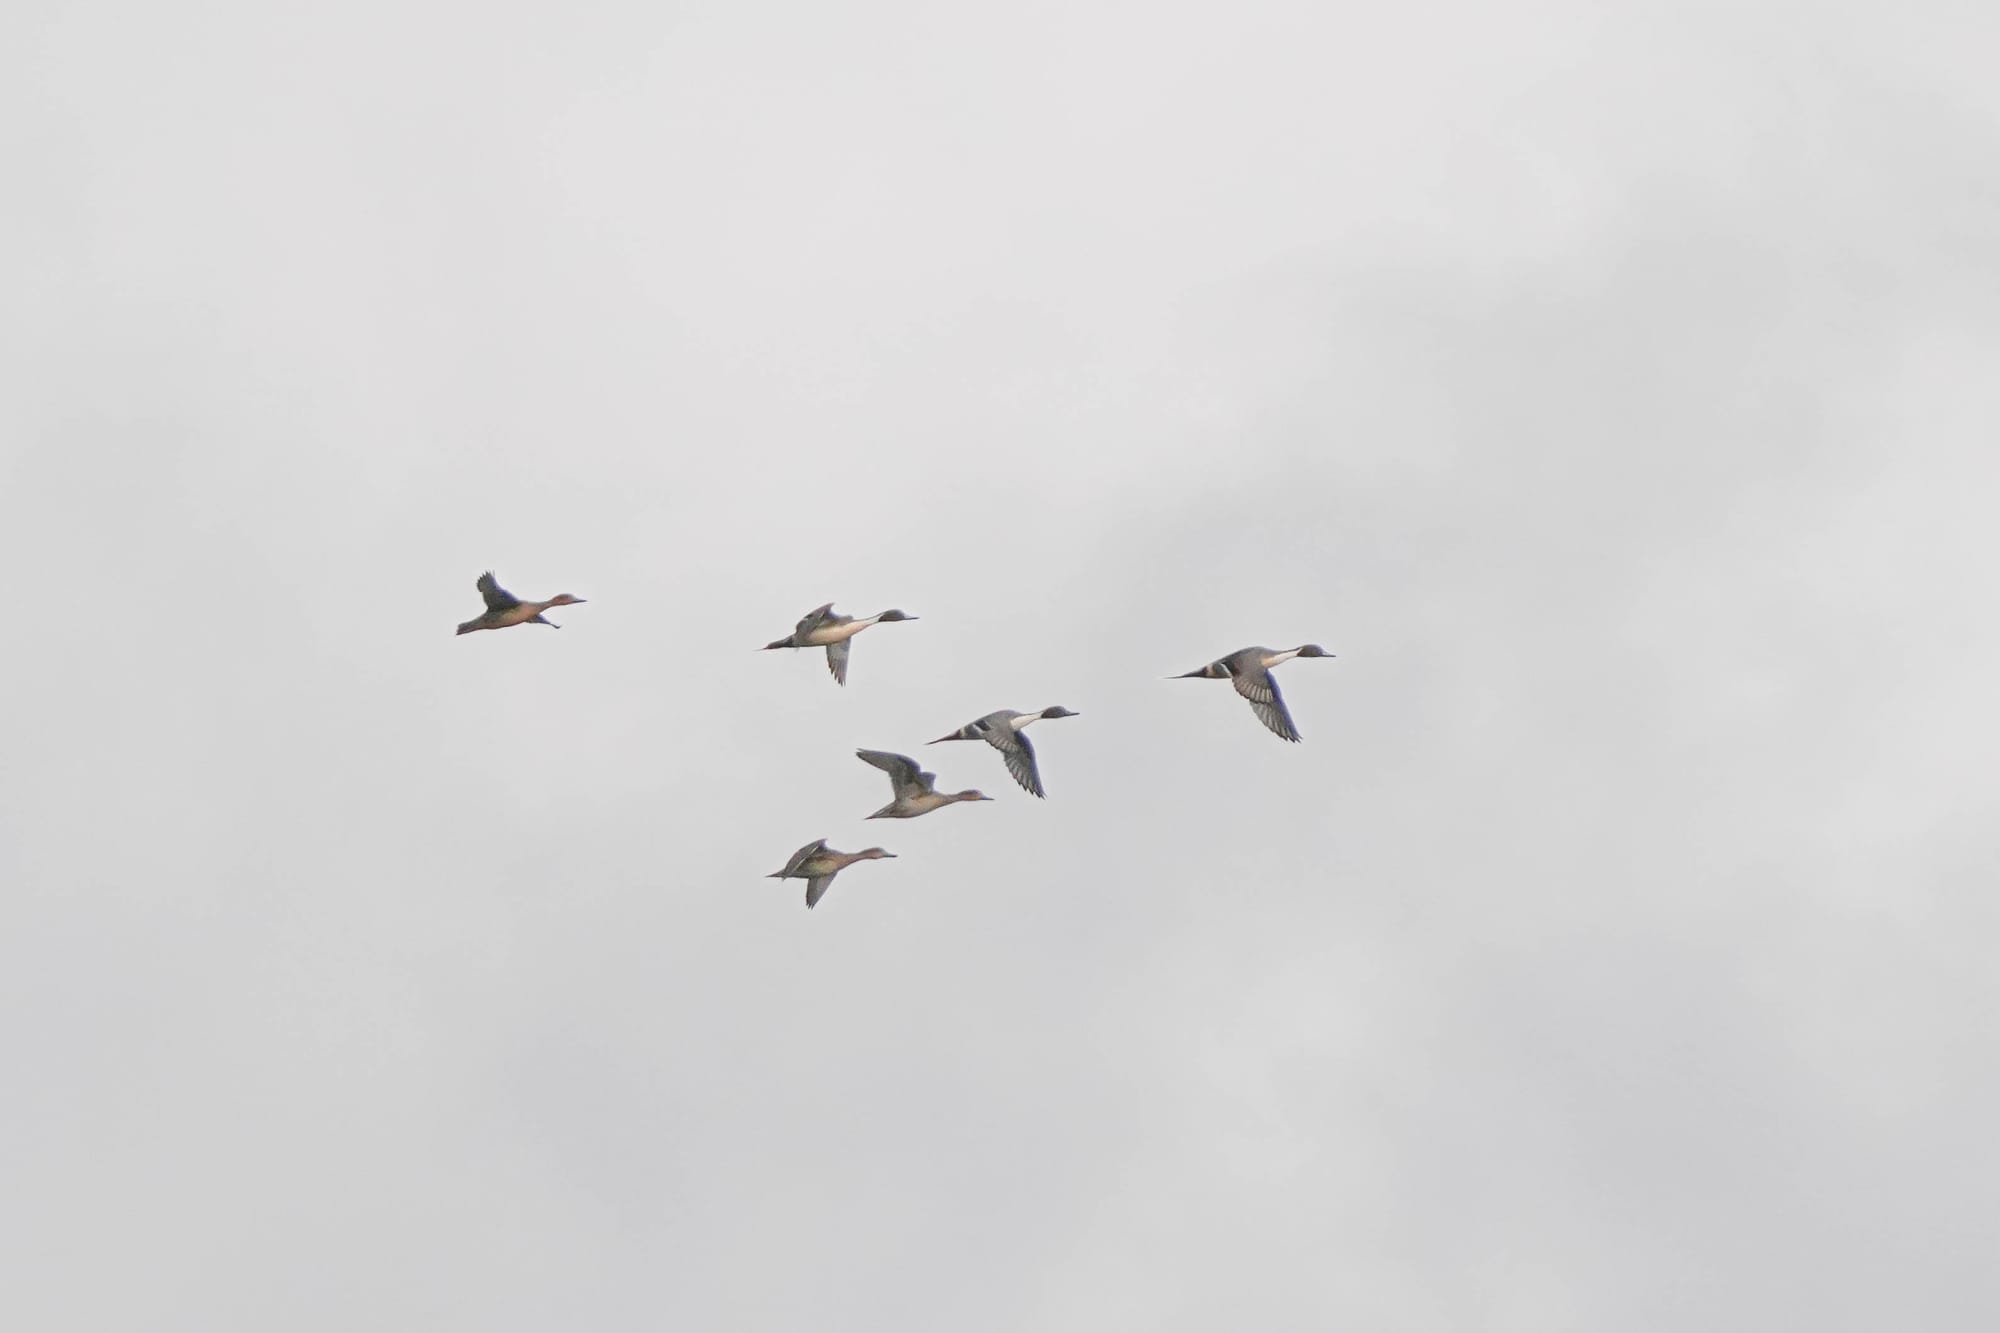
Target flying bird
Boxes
[928,706,1080,799]
[855,749,993,819]
[760,602,918,685]
[1173,645,1333,741]
[765,838,897,909]
[455,571,587,635]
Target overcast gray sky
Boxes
[6,1,1998,1328]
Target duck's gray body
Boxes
[855,749,992,819]
[1175,645,1332,742]
[760,603,917,685]
[928,706,1079,799]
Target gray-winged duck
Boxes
[456,571,587,635]
[856,749,993,819]
[765,838,897,909]
[1174,645,1333,742]
[760,602,917,685]
[928,706,1080,799]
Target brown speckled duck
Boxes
[455,571,587,636]
[765,838,897,909]
[855,749,993,819]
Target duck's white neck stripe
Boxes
[1009,711,1042,730]
[1264,649,1302,667]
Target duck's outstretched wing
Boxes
[775,838,829,877]
[477,571,520,612]
[805,875,835,909]
[983,728,1046,798]
[826,639,851,685]
[857,749,930,797]
[1232,667,1301,742]
[793,602,838,637]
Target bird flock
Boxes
[458,571,1335,909]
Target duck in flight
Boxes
[455,571,587,635]
[928,706,1080,799]
[765,838,897,909]
[760,603,918,685]
[855,749,993,819]
[1173,645,1333,741]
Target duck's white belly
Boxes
[807,619,869,645]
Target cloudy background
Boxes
[6,1,1997,1328]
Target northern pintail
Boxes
[856,749,993,819]
[765,838,897,909]
[760,602,918,685]
[1174,645,1333,742]
[455,571,587,635]
[928,706,1080,799]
